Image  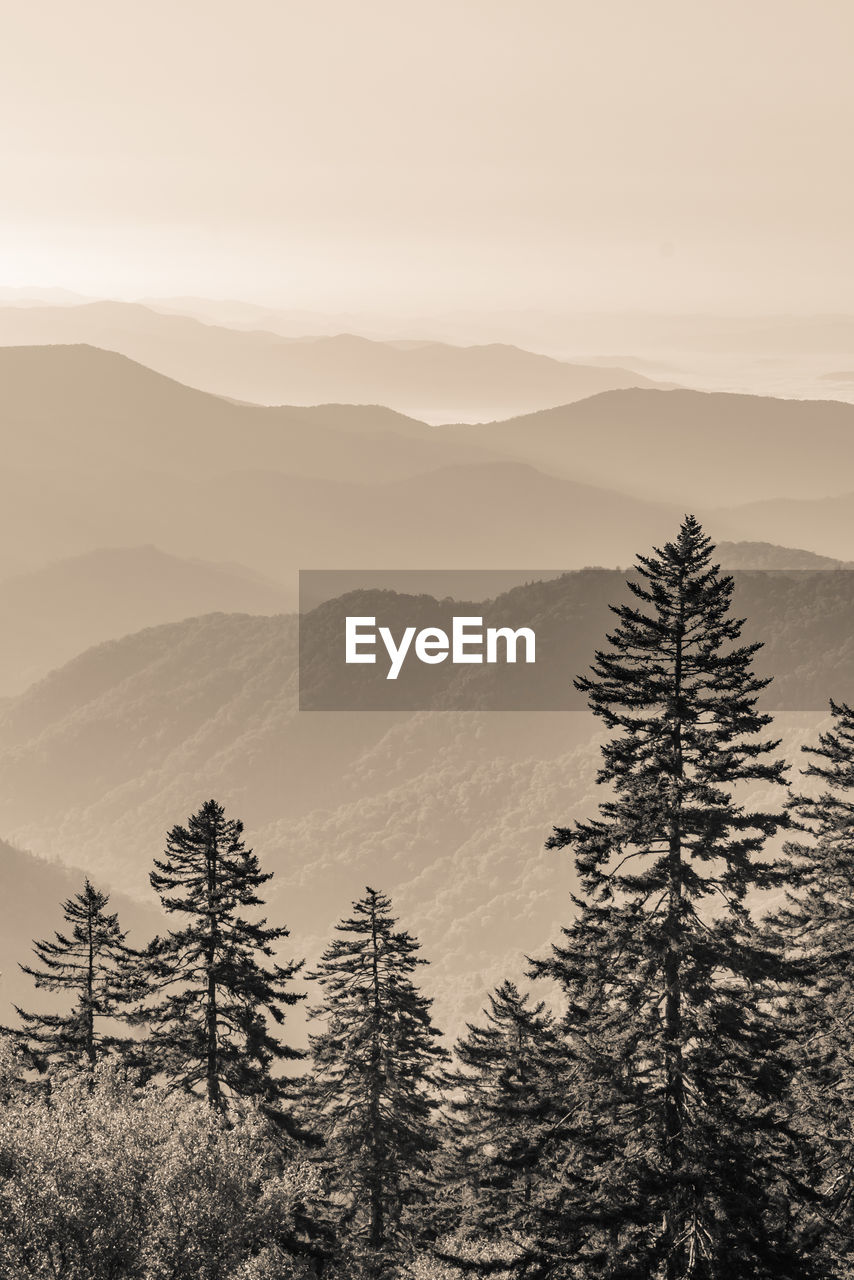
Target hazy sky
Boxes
[1,0,852,313]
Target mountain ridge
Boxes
[441,387,854,506]
[0,302,671,419]
[0,546,293,695]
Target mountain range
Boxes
[0,572,836,1033]
[0,343,452,477]
[0,538,842,702]
[6,345,854,581]
[0,337,853,1034]
[0,301,669,419]
[0,565,842,875]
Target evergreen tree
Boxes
[533,516,813,1278]
[139,798,303,1116]
[307,886,448,1277]
[443,981,571,1240]
[768,699,854,1271]
[10,878,132,1072]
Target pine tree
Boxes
[768,699,854,1270]
[533,516,813,1278]
[139,799,304,1116]
[10,878,132,1072]
[307,886,448,1277]
[443,981,570,1239]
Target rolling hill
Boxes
[0,536,829,698]
[0,562,846,1031]
[0,566,845,862]
[0,606,603,1035]
[442,389,854,507]
[0,343,475,477]
[1,338,853,1036]
[714,541,854,569]
[0,547,292,695]
[710,493,854,563]
[0,346,690,575]
[193,461,681,573]
[5,347,854,576]
[0,461,682,584]
[0,301,669,419]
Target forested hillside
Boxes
[3,521,854,1278]
[0,564,846,1037]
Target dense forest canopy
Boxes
[2,519,853,1279]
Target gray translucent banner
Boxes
[298,569,854,711]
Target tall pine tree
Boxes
[768,699,854,1271]
[443,981,571,1240]
[307,887,447,1277]
[534,516,813,1278]
[139,799,303,1115]
[10,878,132,1072]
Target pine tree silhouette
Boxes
[11,879,133,1072]
[444,981,572,1238]
[139,799,303,1116]
[307,886,447,1276]
[534,516,813,1278]
[769,699,854,1270]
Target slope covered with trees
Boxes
[3,520,854,1277]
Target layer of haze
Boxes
[2,0,852,314]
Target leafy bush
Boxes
[0,1056,323,1280]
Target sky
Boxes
[1,0,852,314]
